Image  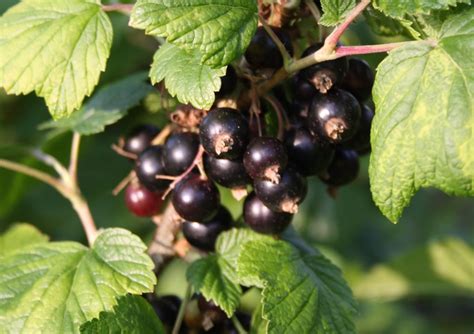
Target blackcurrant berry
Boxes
[245,26,293,70]
[123,124,160,156]
[163,132,200,176]
[243,192,293,234]
[291,74,318,102]
[301,43,348,93]
[203,154,251,189]
[182,206,233,251]
[199,108,249,160]
[135,146,171,191]
[217,66,237,97]
[307,88,361,144]
[124,183,163,217]
[254,168,307,214]
[285,126,335,176]
[243,137,288,183]
[198,296,227,324]
[342,104,374,155]
[172,174,220,222]
[319,149,359,186]
[149,295,181,327]
[341,58,374,102]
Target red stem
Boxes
[335,42,409,57]
[325,0,371,48]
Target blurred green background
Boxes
[0,2,473,333]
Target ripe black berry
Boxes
[199,108,249,160]
[243,137,288,183]
[342,104,374,155]
[244,192,293,234]
[135,146,170,191]
[124,183,163,217]
[319,149,359,186]
[301,43,348,93]
[123,124,160,156]
[163,132,200,176]
[245,26,293,70]
[307,89,361,144]
[172,174,220,222]
[285,126,335,176]
[341,58,374,102]
[203,154,251,189]
[217,66,237,97]
[182,206,233,251]
[291,74,318,102]
[254,168,308,213]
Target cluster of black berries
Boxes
[119,25,375,248]
[146,294,250,333]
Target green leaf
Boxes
[363,6,413,37]
[39,72,154,136]
[0,223,48,257]
[130,0,258,68]
[354,238,474,301]
[150,43,226,110]
[0,228,156,333]
[319,0,356,26]
[80,295,165,334]
[0,0,113,119]
[373,0,470,18]
[186,229,265,317]
[238,238,357,334]
[370,8,474,223]
[187,255,242,317]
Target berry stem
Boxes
[335,41,423,56]
[152,124,173,145]
[172,283,192,334]
[259,16,292,68]
[263,95,289,141]
[102,4,133,14]
[69,132,81,185]
[111,143,138,160]
[161,145,205,199]
[231,315,248,334]
[112,171,136,196]
[324,0,371,49]
[305,0,321,22]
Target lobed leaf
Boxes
[0,223,48,257]
[370,8,474,222]
[373,0,470,18]
[150,43,226,110]
[0,0,113,119]
[238,238,357,334]
[0,228,156,333]
[319,0,356,26]
[39,72,154,136]
[130,0,258,68]
[80,295,165,334]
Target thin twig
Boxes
[31,149,71,184]
[263,95,288,140]
[172,284,192,334]
[305,0,321,22]
[69,132,81,184]
[111,144,137,160]
[0,159,71,198]
[324,0,371,48]
[231,315,248,334]
[112,171,136,196]
[152,124,173,145]
[102,4,133,14]
[161,145,205,200]
[335,41,426,57]
[259,16,292,68]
